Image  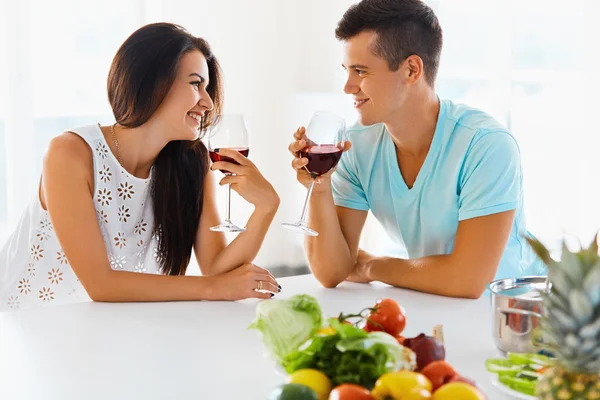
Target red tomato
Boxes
[421,360,458,391]
[364,298,406,336]
[328,384,373,400]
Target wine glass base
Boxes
[210,222,246,233]
[281,222,319,236]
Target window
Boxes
[434,0,598,249]
[0,0,153,243]
[359,0,600,254]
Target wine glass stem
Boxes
[299,179,316,225]
[225,182,232,223]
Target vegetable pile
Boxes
[250,294,487,400]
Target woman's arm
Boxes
[194,148,279,276]
[43,133,277,302]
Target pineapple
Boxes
[527,235,600,400]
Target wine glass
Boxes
[282,111,346,236]
[208,114,250,233]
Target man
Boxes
[288,0,543,298]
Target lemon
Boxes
[288,369,332,400]
[432,382,486,400]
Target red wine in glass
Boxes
[209,147,250,175]
[281,111,346,236]
[207,114,250,233]
[300,144,343,176]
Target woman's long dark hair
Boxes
[107,23,223,275]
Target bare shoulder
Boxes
[42,131,95,190]
[44,132,93,173]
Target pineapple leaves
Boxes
[525,236,553,266]
[589,232,599,262]
[582,262,600,306]
[579,318,600,340]
[526,233,600,375]
[549,267,574,299]
[569,289,593,325]
[547,307,578,332]
[561,241,585,283]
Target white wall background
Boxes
[1,0,599,273]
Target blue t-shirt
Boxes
[331,99,544,280]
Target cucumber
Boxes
[507,352,554,367]
[498,375,537,396]
[517,370,541,380]
[485,359,521,376]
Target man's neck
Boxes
[385,91,440,157]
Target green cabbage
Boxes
[249,294,323,363]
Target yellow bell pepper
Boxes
[371,371,432,400]
[317,326,336,336]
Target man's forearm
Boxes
[305,190,354,287]
[368,254,490,299]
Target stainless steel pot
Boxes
[488,276,547,353]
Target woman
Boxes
[0,23,280,311]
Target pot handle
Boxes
[497,307,543,337]
[498,307,543,319]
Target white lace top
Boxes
[0,124,160,311]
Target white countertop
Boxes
[0,274,511,399]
